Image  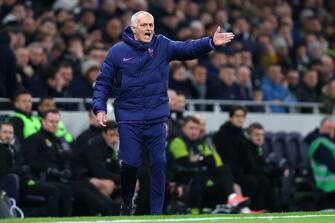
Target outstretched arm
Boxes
[92,50,116,127]
[168,26,234,61]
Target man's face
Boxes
[132,14,154,43]
[15,93,32,113]
[0,124,14,144]
[182,121,200,141]
[38,99,56,113]
[230,110,246,128]
[103,129,119,147]
[320,120,335,139]
[42,113,60,133]
[250,128,265,146]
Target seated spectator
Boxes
[73,110,102,151]
[248,88,265,113]
[286,69,300,99]
[0,121,72,217]
[236,66,253,100]
[169,62,196,99]
[71,59,99,98]
[261,65,296,113]
[307,118,335,209]
[37,96,73,143]
[23,109,119,215]
[9,89,41,144]
[244,123,291,211]
[73,121,120,198]
[320,79,335,114]
[168,116,249,213]
[0,29,17,99]
[297,70,319,113]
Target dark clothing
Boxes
[213,121,246,183]
[297,83,319,113]
[73,125,102,151]
[0,31,17,98]
[304,128,319,145]
[0,141,72,216]
[22,128,120,216]
[168,134,235,208]
[314,145,335,173]
[311,134,335,173]
[73,135,120,183]
[23,128,71,180]
[242,140,277,210]
[169,78,197,99]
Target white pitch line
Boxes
[39,214,335,223]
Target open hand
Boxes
[213,26,235,46]
[96,111,107,127]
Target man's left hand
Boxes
[213,26,235,46]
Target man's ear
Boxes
[130,26,136,34]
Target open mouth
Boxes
[144,32,151,37]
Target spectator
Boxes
[236,66,253,100]
[71,59,100,98]
[169,62,196,99]
[37,96,73,143]
[73,110,102,152]
[213,105,247,183]
[73,121,120,198]
[0,121,72,216]
[286,69,300,99]
[0,29,17,98]
[320,79,335,114]
[168,116,249,213]
[261,65,296,113]
[243,122,290,211]
[9,89,41,143]
[190,64,207,101]
[298,70,319,113]
[23,109,119,215]
[308,118,335,209]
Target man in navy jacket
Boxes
[92,11,234,215]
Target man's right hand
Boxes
[96,111,107,127]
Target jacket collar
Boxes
[122,26,156,51]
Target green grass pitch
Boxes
[1,212,335,223]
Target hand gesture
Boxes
[96,111,107,127]
[213,26,235,46]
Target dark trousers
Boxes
[22,181,72,217]
[0,174,20,201]
[69,180,120,216]
[118,122,166,214]
[189,166,234,208]
[240,175,276,211]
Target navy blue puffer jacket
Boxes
[92,27,214,123]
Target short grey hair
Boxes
[130,11,154,27]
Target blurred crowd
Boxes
[1,0,335,113]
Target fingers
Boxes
[97,112,107,127]
[215,26,221,34]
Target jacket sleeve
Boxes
[84,145,119,182]
[92,49,117,114]
[166,36,215,61]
